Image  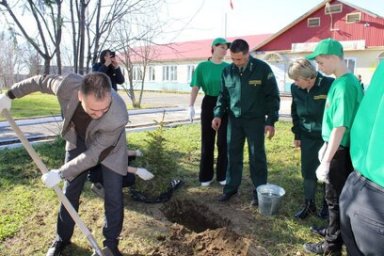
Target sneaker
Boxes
[201,180,213,187]
[310,226,327,237]
[303,241,341,255]
[46,240,71,256]
[219,180,226,186]
[91,182,105,199]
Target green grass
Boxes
[3,92,62,120]
[0,91,166,121]
[0,121,333,255]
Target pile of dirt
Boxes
[150,223,270,256]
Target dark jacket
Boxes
[92,63,125,91]
[291,73,333,140]
[214,56,280,126]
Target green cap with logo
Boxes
[306,38,344,60]
[211,37,231,47]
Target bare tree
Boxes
[0,0,63,75]
[118,38,158,108]
[0,30,43,89]
[68,0,161,74]
[0,32,16,89]
[113,2,165,107]
[23,44,42,76]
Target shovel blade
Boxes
[91,246,114,256]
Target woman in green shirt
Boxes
[189,37,230,186]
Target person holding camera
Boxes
[93,49,125,91]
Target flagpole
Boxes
[225,12,227,38]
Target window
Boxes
[187,65,195,81]
[325,3,342,15]
[148,66,155,81]
[346,12,361,23]
[162,66,177,81]
[132,66,142,81]
[344,58,356,74]
[307,17,320,28]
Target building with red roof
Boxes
[126,35,270,92]
[125,0,384,93]
[253,0,384,92]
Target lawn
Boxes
[0,91,143,121]
[2,92,62,120]
[0,121,335,255]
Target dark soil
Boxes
[148,199,270,256]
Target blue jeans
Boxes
[56,139,124,249]
[340,171,384,256]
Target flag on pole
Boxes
[230,0,234,10]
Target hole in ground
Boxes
[161,199,230,233]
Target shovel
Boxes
[1,109,112,256]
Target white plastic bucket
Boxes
[257,184,286,216]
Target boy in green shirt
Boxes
[303,38,363,255]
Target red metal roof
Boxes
[254,0,384,52]
[130,34,271,63]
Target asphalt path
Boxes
[0,92,292,149]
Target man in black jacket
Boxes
[212,39,280,205]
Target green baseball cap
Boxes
[211,37,231,47]
[306,38,344,60]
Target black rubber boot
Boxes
[318,199,329,219]
[250,189,258,207]
[294,199,316,219]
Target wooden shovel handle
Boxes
[1,109,105,256]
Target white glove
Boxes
[136,168,154,180]
[188,106,195,123]
[135,149,143,157]
[0,93,12,112]
[41,169,62,188]
[318,143,327,162]
[316,162,330,184]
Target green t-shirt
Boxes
[351,61,384,187]
[322,73,363,147]
[190,60,229,96]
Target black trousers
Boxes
[56,138,124,249]
[324,147,353,252]
[88,155,136,187]
[199,95,227,182]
